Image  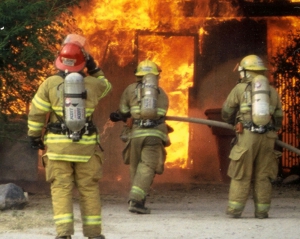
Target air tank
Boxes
[64,72,87,140]
[252,75,271,126]
[140,73,159,119]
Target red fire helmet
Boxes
[55,42,87,72]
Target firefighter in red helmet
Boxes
[110,59,171,214]
[27,34,112,239]
[54,42,87,73]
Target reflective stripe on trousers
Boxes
[130,186,147,200]
[129,136,164,202]
[228,200,245,212]
[255,203,270,213]
[43,153,103,237]
[54,213,74,225]
[82,215,102,225]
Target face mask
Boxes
[239,71,251,79]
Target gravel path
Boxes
[0,183,299,239]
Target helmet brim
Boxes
[54,57,86,72]
[135,71,159,76]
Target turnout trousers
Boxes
[43,152,103,237]
[227,130,279,217]
[128,136,166,202]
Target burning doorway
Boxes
[68,1,300,183]
[137,33,195,169]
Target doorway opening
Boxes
[137,33,195,169]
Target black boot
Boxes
[128,200,151,214]
[255,212,269,219]
[88,235,105,239]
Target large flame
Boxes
[137,34,194,168]
[72,0,234,67]
[72,0,207,168]
[72,1,300,170]
[267,16,300,171]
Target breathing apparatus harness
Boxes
[133,118,165,128]
[237,76,275,134]
[134,73,166,128]
[47,114,97,140]
[46,71,97,142]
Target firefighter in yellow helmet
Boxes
[27,34,112,239]
[221,55,283,219]
[110,59,170,214]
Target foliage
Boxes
[0,0,86,142]
[0,0,85,115]
[0,114,27,143]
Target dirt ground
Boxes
[0,181,300,239]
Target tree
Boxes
[0,0,85,142]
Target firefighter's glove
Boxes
[110,112,124,122]
[29,136,45,150]
[86,55,101,75]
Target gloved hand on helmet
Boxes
[29,136,45,150]
[86,55,101,75]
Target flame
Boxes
[71,1,299,170]
[72,0,239,66]
[267,16,299,62]
[72,1,202,168]
[137,34,194,168]
[267,16,300,170]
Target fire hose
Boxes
[165,116,300,156]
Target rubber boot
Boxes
[255,212,269,219]
[226,208,242,218]
[128,200,151,214]
[88,235,105,239]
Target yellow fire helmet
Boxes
[135,59,160,76]
[238,55,268,71]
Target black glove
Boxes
[86,55,100,74]
[29,136,45,150]
[110,112,124,122]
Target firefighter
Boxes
[27,35,112,239]
[110,59,170,214]
[221,54,283,219]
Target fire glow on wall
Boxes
[72,0,300,174]
[73,0,202,169]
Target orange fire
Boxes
[72,0,204,168]
[267,17,300,170]
[137,35,194,168]
[72,1,299,170]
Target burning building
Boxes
[67,0,300,184]
[1,0,300,185]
